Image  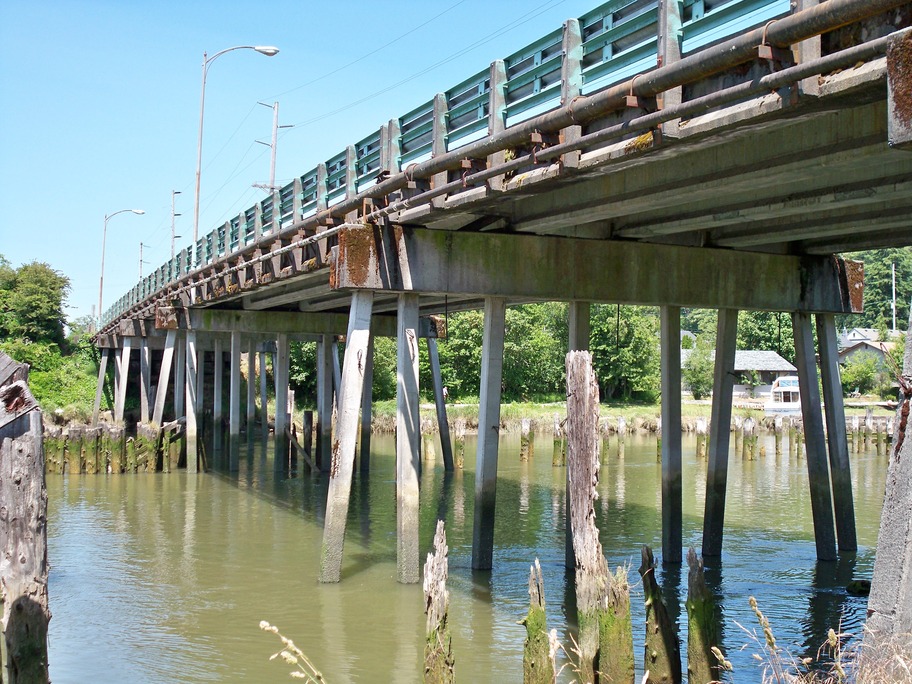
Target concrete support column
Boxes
[472,297,506,571]
[173,331,185,421]
[316,335,334,471]
[152,330,177,427]
[397,293,421,583]
[139,338,151,423]
[185,331,198,473]
[92,347,110,426]
[229,331,242,436]
[320,291,374,583]
[195,341,205,415]
[566,301,591,569]
[275,334,290,440]
[427,337,454,471]
[660,305,683,564]
[359,334,375,473]
[816,314,857,552]
[259,350,268,426]
[702,308,738,557]
[213,338,223,424]
[114,337,132,423]
[246,338,256,428]
[792,312,837,561]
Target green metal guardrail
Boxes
[102,0,791,325]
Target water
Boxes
[46,429,888,682]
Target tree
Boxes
[737,310,794,363]
[590,305,660,401]
[840,351,879,396]
[683,338,714,400]
[0,258,70,345]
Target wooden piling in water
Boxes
[742,417,754,460]
[84,426,101,474]
[454,419,466,469]
[601,566,635,684]
[788,417,797,458]
[519,418,533,461]
[106,424,125,473]
[733,416,743,457]
[600,420,611,464]
[66,425,83,474]
[686,547,719,684]
[864,407,874,450]
[136,422,160,473]
[551,414,563,467]
[43,425,65,474]
[617,416,626,459]
[696,418,707,459]
[423,520,454,684]
[774,415,783,458]
[522,559,552,684]
[0,376,50,682]
[639,545,682,684]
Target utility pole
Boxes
[139,242,150,279]
[253,101,292,192]
[171,190,182,260]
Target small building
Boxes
[681,349,796,398]
[838,339,896,366]
[838,327,880,349]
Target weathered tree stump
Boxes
[423,520,454,684]
[686,548,718,684]
[0,374,50,682]
[639,545,682,684]
[521,559,552,684]
[566,351,605,682]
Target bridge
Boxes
[93,0,912,583]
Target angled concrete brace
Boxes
[427,337,454,472]
[320,291,374,583]
[92,348,110,426]
[114,337,133,423]
[702,309,738,557]
[152,329,177,427]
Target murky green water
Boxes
[46,429,888,682]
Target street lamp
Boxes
[192,45,280,264]
[98,208,144,327]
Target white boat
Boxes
[765,375,801,415]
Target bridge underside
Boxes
[97,18,912,583]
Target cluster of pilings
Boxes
[43,422,183,474]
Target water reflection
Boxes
[46,427,886,682]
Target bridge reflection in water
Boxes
[47,428,886,681]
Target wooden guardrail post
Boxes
[0,362,50,682]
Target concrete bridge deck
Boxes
[94,0,912,582]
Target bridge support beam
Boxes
[275,333,290,456]
[246,338,256,430]
[139,338,151,423]
[92,348,109,426]
[185,331,198,473]
[472,297,506,571]
[359,334,374,473]
[174,331,185,422]
[397,294,421,583]
[229,331,242,436]
[320,291,374,583]
[793,312,837,561]
[259,349,268,431]
[566,301,591,569]
[427,337,453,472]
[660,305,683,564]
[817,314,857,552]
[114,337,132,423]
[213,338,223,425]
[152,329,177,427]
[702,308,738,557]
[316,335,334,471]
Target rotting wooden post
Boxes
[423,520,454,683]
[454,420,466,470]
[816,314,857,552]
[520,419,533,461]
[865,407,874,450]
[428,337,454,472]
[43,425,64,475]
[686,548,719,684]
[696,418,707,459]
[522,559,552,684]
[423,432,436,463]
[793,312,837,561]
[565,350,604,682]
[66,425,83,475]
[639,546,682,684]
[471,297,506,572]
[108,424,125,473]
[84,426,101,474]
[789,417,798,458]
[618,417,627,459]
[0,375,50,683]
[660,305,683,564]
[602,566,636,684]
[774,415,783,458]
[743,417,755,460]
[92,347,110,426]
[876,421,885,456]
[320,292,374,584]
[136,422,160,473]
[600,420,611,464]
[359,334,374,473]
[397,293,421,583]
[702,308,738,557]
[733,416,743,457]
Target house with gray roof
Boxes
[681,349,796,398]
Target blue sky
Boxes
[0,0,600,322]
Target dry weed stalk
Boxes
[260,620,326,682]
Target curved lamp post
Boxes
[192,45,279,264]
[98,208,145,327]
